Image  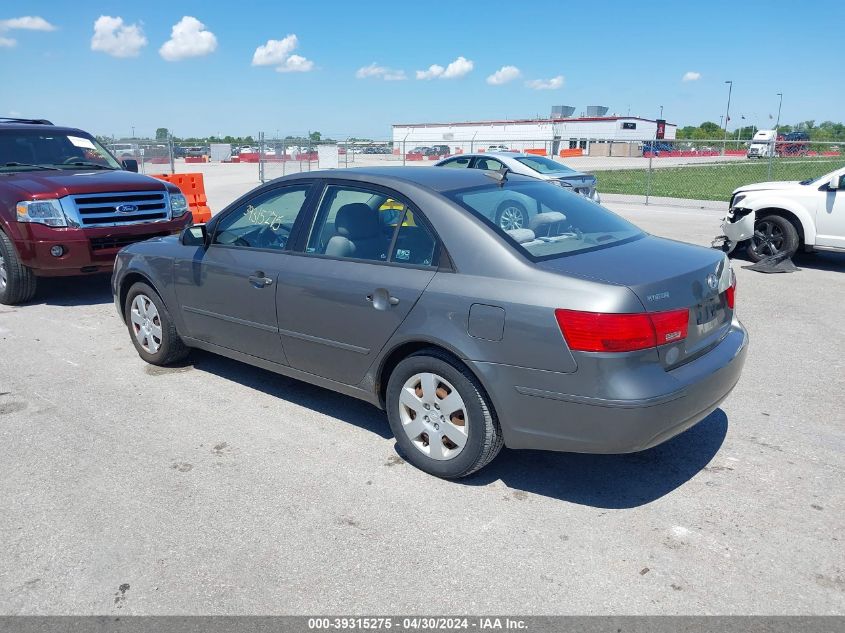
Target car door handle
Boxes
[366,288,399,310]
[248,272,274,288]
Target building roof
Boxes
[393,116,675,128]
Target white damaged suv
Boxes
[717,166,845,261]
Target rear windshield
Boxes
[0,129,121,171]
[444,180,644,260]
[514,155,576,174]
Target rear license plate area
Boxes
[695,296,722,333]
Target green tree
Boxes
[308,131,322,143]
[155,127,170,141]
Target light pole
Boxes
[722,80,733,154]
[131,126,135,139]
[774,92,783,132]
[659,105,663,119]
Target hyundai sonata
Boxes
[112,167,747,478]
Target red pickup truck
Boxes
[0,119,192,304]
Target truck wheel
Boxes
[745,215,799,263]
[124,281,189,366]
[386,349,503,479]
[0,231,37,305]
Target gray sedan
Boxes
[435,152,600,230]
[112,167,747,479]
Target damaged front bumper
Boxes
[713,207,756,253]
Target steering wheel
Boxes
[255,225,287,249]
[61,156,91,165]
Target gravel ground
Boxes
[0,195,843,615]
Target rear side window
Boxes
[305,185,438,267]
[474,158,504,171]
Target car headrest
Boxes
[335,203,379,239]
[529,212,567,235]
[506,228,536,244]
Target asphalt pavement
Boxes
[0,201,843,615]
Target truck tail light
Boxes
[555,308,689,353]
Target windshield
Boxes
[444,180,644,260]
[0,129,122,171]
[514,155,576,175]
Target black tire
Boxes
[124,281,189,366]
[745,214,799,263]
[495,200,529,232]
[386,348,503,479]
[0,230,37,305]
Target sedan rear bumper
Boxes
[470,320,748,453]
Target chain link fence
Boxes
[100,133,843,210]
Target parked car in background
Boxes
[487,144,511,152]
[716,166,845,261]
[0,118,192,304]
[776,131,810,157]
[435,152,600,229]
[409,146,432,155]
[642,141,675,154]
[108,143,140,160]
[113,166,746,478]
[430,145,450,156]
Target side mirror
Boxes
[181,224,208,247]
[830,174,842,191]
[121,158,139,173]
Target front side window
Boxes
[213,185,310,250]
[306,184,437,266]
[444,180,643,260]
[440,157,471,169]
[0,129,122,171]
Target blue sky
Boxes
[1,0,839,139]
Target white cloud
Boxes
[0,15,57,47]
[486,65,521,85]
[416,56,473,80]
[252,34,314,74]
[252,34,298,66]
[526,75,565,90]
[90,16,147,58]
[159,16,217,61]
[682,71,701,82]
[276,54,314,73]
[0,16,57,31]
[416,64,444,80]
[355,62,406,81]
[442,56,473,79]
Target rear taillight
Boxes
[725,272,736,309]
[555,308,689,353]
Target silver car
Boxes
[113,167,747,479]
[435,152,600,230]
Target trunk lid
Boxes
[537,235,733,367]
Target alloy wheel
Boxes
[130,294,163,354]
[750,220,785,257]
[398,372,468,461]
[499,206,525,231]
[0,253,6,290]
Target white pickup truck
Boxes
[716,166,845,261]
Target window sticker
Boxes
[68,136,97,149]
[395,248,410,261]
